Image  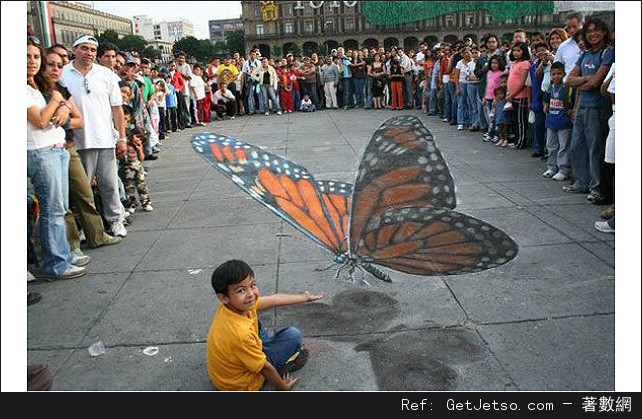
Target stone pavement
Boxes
[27,109,615,391]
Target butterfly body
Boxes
[191,116,518,283]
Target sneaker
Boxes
[587,190,600,202]
[492,136,499,143]
[111,221,127,238]
[71,249,91,267]
[531,151,544,158]
[457,125,464,130]
[276,110,282,115]
[280,348,310,374]
[265,111,269,116]
[594,220,615,234]
[230,116,235,120]
[28,292,42,306]
[127,206,136,215]
[562,185,588,194]
[469,126,480,132]
[199,122,206,126]
[589,193,611,206]
[600,206,615,220]
[146,154,159,161]
[482,133,491,142]
[41,265,86,281]
[27,270,37,282]
[142,203,154,212]
[542,169,555,178]
[552,172,567,181]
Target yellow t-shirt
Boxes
[216,65,239,86]
[206,297,266,391]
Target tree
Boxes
[96,29,120,46]
[272,45,282,58]
[225,30,245,56]
[173,36,215,63]
[144,46,162,61]
[118,34,149,55]
[285,43,301,56]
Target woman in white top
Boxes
[27,37,85,280]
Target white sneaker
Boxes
[552,172,567,181]
[127,207,136,215]
[112,221,127,237]
[265,111,269,116]
[27,270,36,283]
[230,116,235,120]
[594,220,615,234]
[457,125,464,130]
[142,203,154,212]
[276,110,282,115]
[71,249,91,267]
[40,265,86,281]
[542,169,555,178]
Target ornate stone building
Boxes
[241,1,613,57]
[28,1,132,48]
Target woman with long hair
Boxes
[27,37,85,280]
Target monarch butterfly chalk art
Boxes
[191,116,518,284]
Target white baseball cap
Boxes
[72,34,99,48]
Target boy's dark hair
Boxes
[550,61,566,74]
[128,126,147,139]
[97,42,119,58]
[176,51,186,58]
[566,12,582,23]
[494,85,507,96]
[122,104,134,116]
[118,80,132,90]
[212,260,255,295]
[499,73,509,80]
[532,42,549,51]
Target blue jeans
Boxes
[444,82,456,121]
[27,147,72,276]
[403,72,414,108]
[456,82,469,126]
[247,80,259,113]
[483,101,497,136]
[293,89,301,112]
[429,88,439,115]
[258,321,302,370]
[466,83,481,128]
[260,85,280,112]
[353,77,366,108]
[365,77,373,108]
[341,77,353,108]
[570,106,610,192]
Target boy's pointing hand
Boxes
[303,291,324,302]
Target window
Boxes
[285,22,294,34]
[283,3,293,15]
[324,20,334,32]
[465,13,475,27]
[256,23,264,36]
[345,17,355,30]
[254,5,261,17]
[304,20,314,33]
[445,15,455,28]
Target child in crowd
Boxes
[389,59,404,110]
[299,94,316,112]
[287,64,301,112]
[190,65,208,126]
[206,260,323,391]
[154,79,167,141]
[117,126,153,213]
[280,66,295,113]
[164,74,179,132]
[542,61,574,181]
[482,55,505,142]
[493,86,512,147]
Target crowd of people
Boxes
[26,12,615,303]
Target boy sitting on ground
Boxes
[207,260,323,391]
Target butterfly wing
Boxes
[316,181,353,254]
[350,115,457,255]
[191,133,347,255]
[352,206,518,275]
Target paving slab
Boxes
[479,315,615,390]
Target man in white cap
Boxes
[60,34,128,238]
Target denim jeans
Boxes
[570,106,610,192]
[246,79,258,113]
[353,77,366,108]
[403,72,414,108]
[444,82,456,121]
[258,321,302,370]
[365,77,373,108]
[27,147,72,276]
[260,84,280,112]
[302,82,318,108]
[456,82,469,126]
[466,83,481,128]
[483,101,497,136]
[341,77,353,108]
[293,89,301,112]
[429,88,439,114]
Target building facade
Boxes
[241,1,614,57]
[209,18,244,44]
[165,19,195,41]
[28,1,132,48]
[134,15,195,43]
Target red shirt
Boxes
[170,71,185,92]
